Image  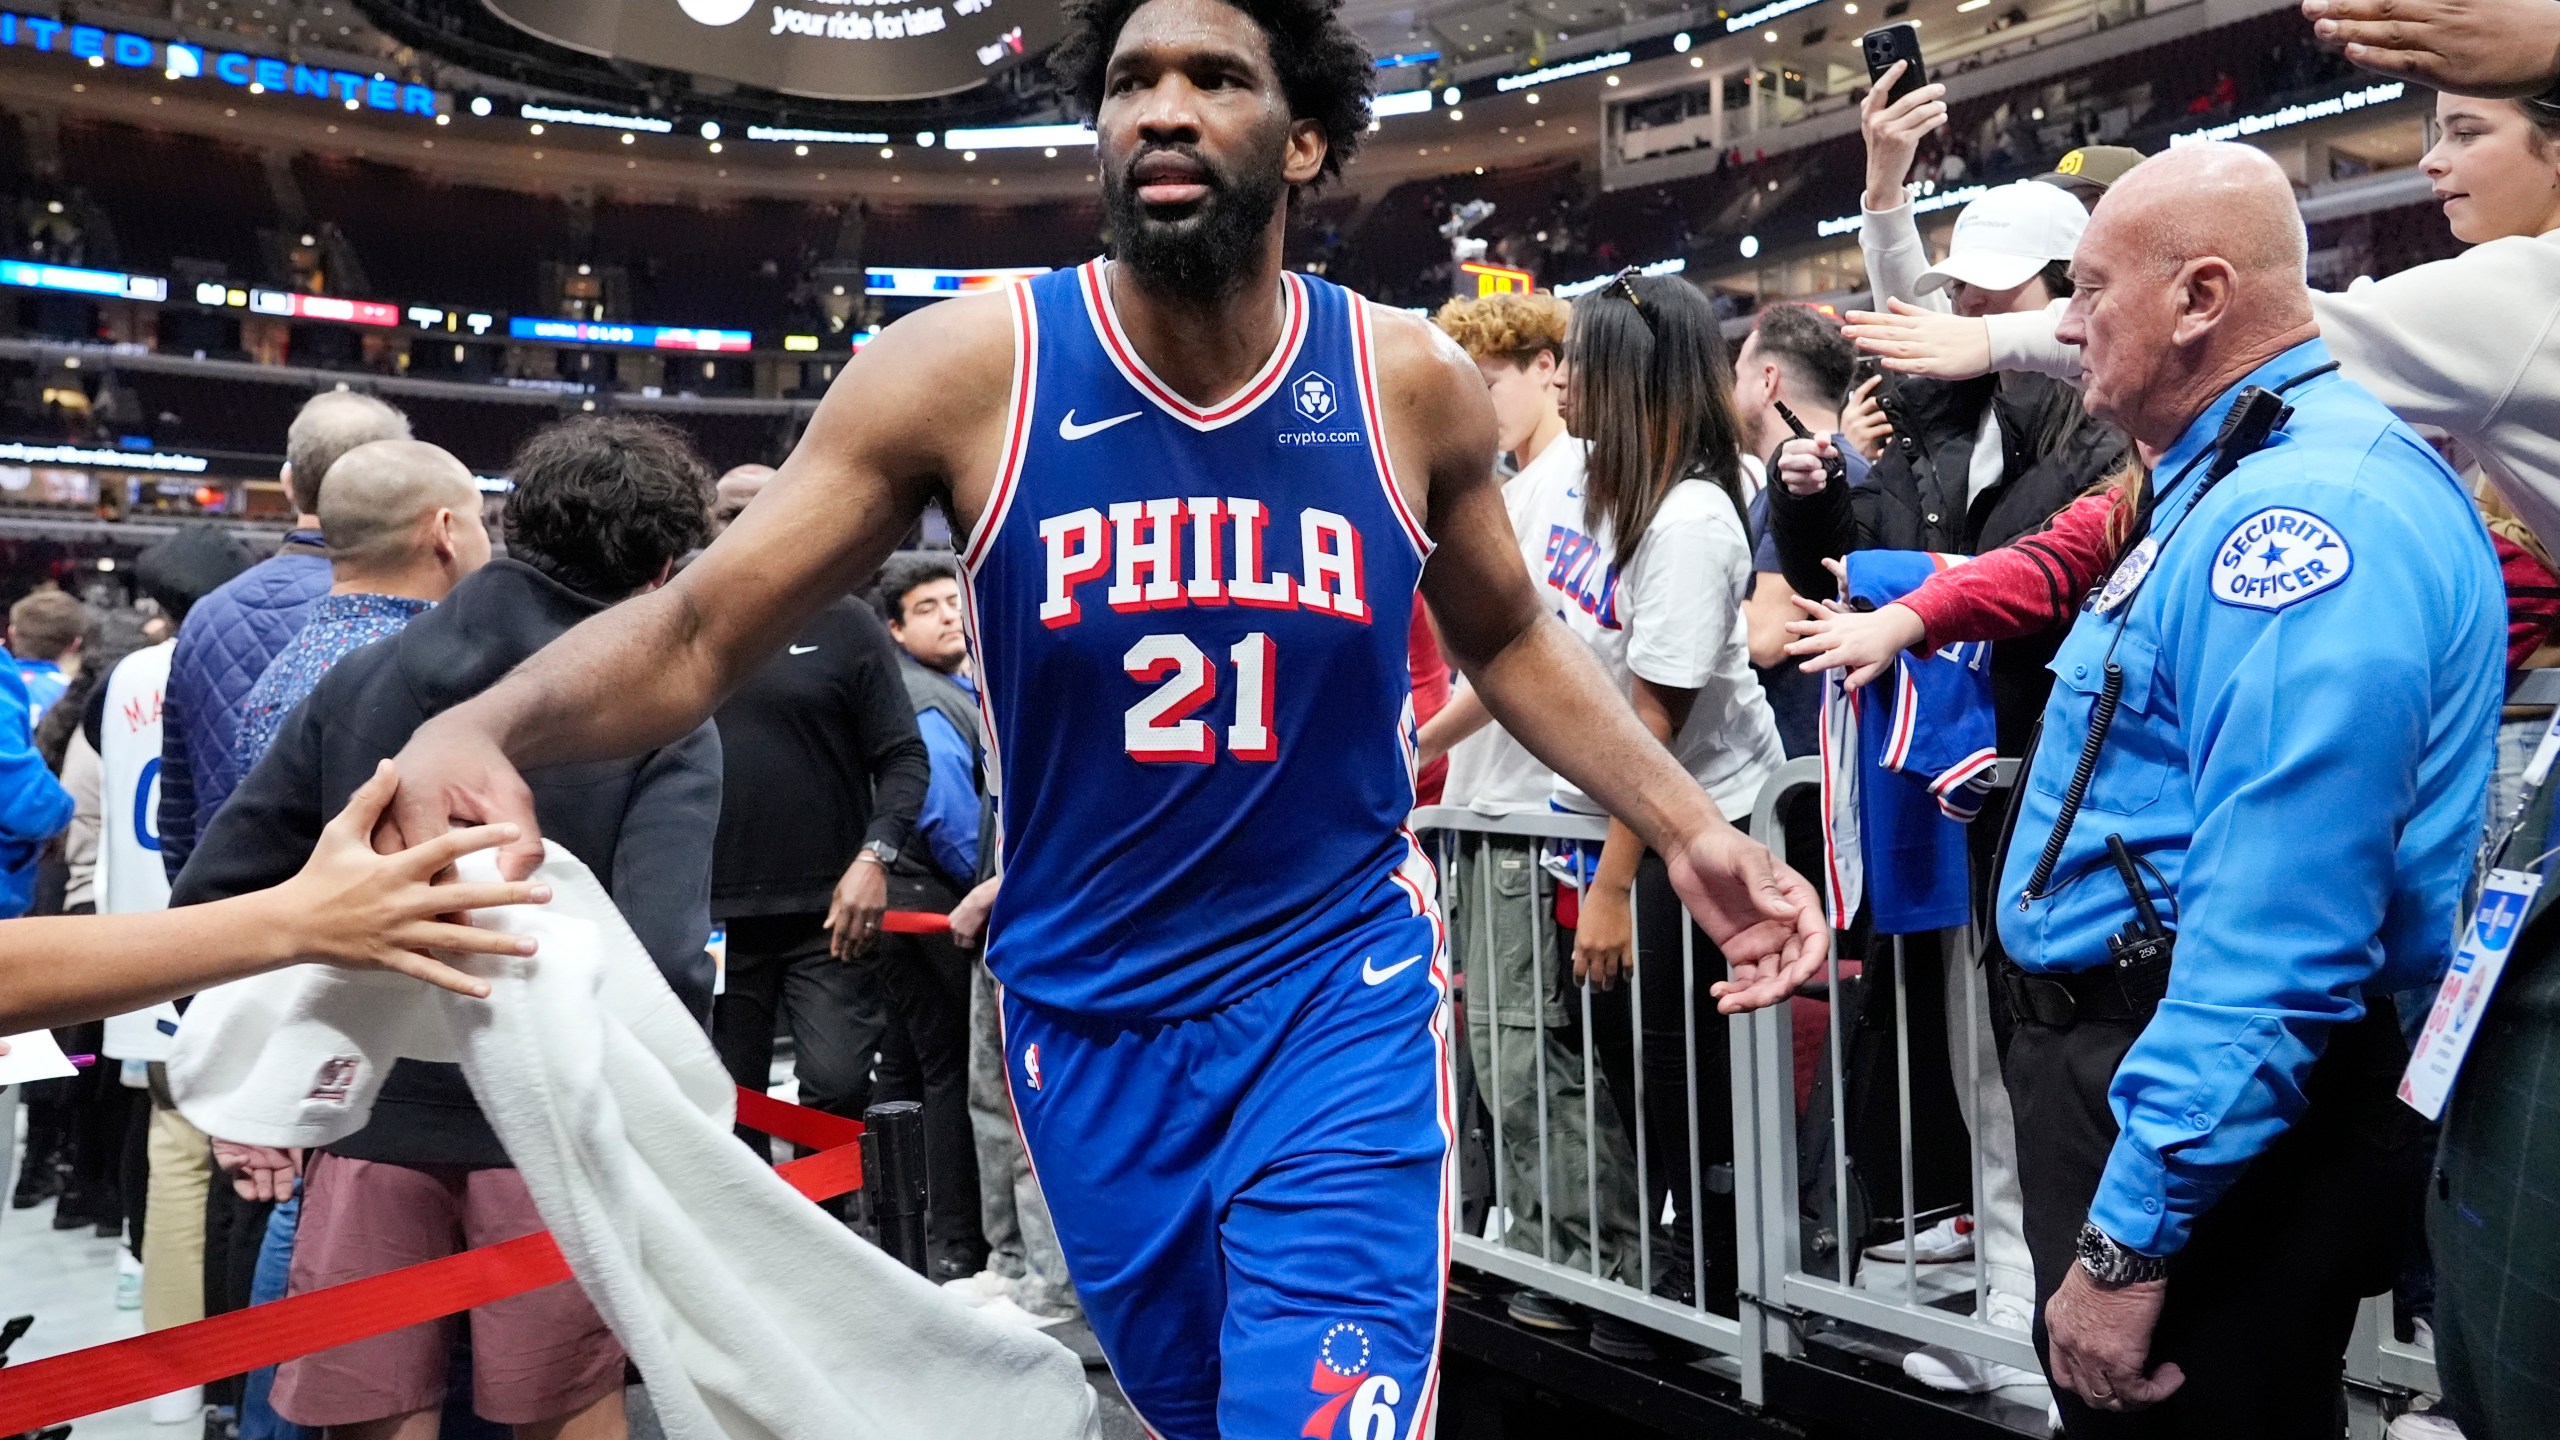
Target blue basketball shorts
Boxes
[1001,910,1453,1440]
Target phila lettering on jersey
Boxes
[963,261,1438,1021]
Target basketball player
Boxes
[381,0,1829,1431]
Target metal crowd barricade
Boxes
[1408,802,1774,1401]
[1420,755,2447,1427]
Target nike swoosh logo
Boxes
[1058,409,1141,441]
[1362,955,1424,986]
[789,644,818,655]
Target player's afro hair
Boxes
[1050,0,1374,188]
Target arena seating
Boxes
[55,117,277,282]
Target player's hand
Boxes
[1845,300,1996,381]
[1572,881,1632,990]
[383,708,546,880]
[1665,825,1828,1014]
[1786,583,1927,691]
[1841,376,1892,461]
[2303,0,2560,96]
[949,876,1001,950]
[2046,1266,2185,1412]
[825,854,889,959]
[267,761,551,1001]
[1862,63,1951,212]
[210,1141,302,1203]
[1777,436,1838,496]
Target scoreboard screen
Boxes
[482,0,1060,102]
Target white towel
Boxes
[169,841,1097,1440]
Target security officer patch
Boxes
[2212,506,2352,611]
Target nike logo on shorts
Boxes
[789,644,818,654]
[1058,409,1142,441]
[1362,955,1423,986]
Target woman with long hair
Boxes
[1535,271,1784,1340]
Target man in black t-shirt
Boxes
[705,466,930,1160]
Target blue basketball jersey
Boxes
[1819,550,1997,935]
[962,262,1439,1021]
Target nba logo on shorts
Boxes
[1023,1043,1043,1091]
[1292,372,1339,425]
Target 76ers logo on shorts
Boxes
[1302,1321,1401,1438]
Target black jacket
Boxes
[172,558,723,1167]
[709,597,927,921]
[1768,371,2128,754]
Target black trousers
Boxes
[203,1182,274,1409]
[1587,846,1740,1313]
[2009,998,2425,1438]
[711,913,887,1155]
[869,872,990,1274]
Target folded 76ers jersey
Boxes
[1820,551,1999,935]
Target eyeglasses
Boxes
[1605,266,1658,335]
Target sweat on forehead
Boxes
[2086,142,2307,276]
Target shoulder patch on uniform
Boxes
[2211,506,2352,612]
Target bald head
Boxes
[285,391,411,515]
[2091,143,2310,291]
[712,464,777,537]
[318,440,489,595]
[2055,142,2320,448]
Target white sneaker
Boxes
[1901,1290,2041,1395]
[941,1270,1010,1308]
[1865,1215,1976,1264]
[977,1294,1072,1331]
[115,1250,142,1311]
[2388,1412,2467,1440]
[1902,1346,2042,1393]
[146,1386,202,1425]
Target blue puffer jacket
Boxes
[0,657,71,918]
[160,533,330,879]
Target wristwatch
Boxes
[2075,1222,2168,1287]
[858,839,899,867]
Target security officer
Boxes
[1993,143,2503,1436]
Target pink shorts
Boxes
[271,1152,625,1428]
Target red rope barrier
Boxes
[0,1087,864,1435]
[880,910,951,935]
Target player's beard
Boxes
[1104,139,1287,302]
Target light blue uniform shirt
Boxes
[1996,339,2502,1256]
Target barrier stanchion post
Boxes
[864,1099,931,1274]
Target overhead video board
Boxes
[481,0,1059,102]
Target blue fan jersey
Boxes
[962,261,1440,1022]
[1820,550,1997,935]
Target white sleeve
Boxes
[2311,238,2560,512]
[1860,198,1952,314]
[1622,490,1751,691]
[1984,298,2082,383]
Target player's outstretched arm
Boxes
[387,296,1013,876]
[1384,311,1829,1008]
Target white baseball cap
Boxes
[1915,180,2088,296]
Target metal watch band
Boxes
[2076,1221,2169,1286]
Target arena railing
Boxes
[1413,754,2445,1430]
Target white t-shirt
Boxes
[1517,462,1784,821]
[1442,438,1580,814]
[99,641,178,1061]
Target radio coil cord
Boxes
[2020,663,2123,905]
[2009,362,2337,911]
